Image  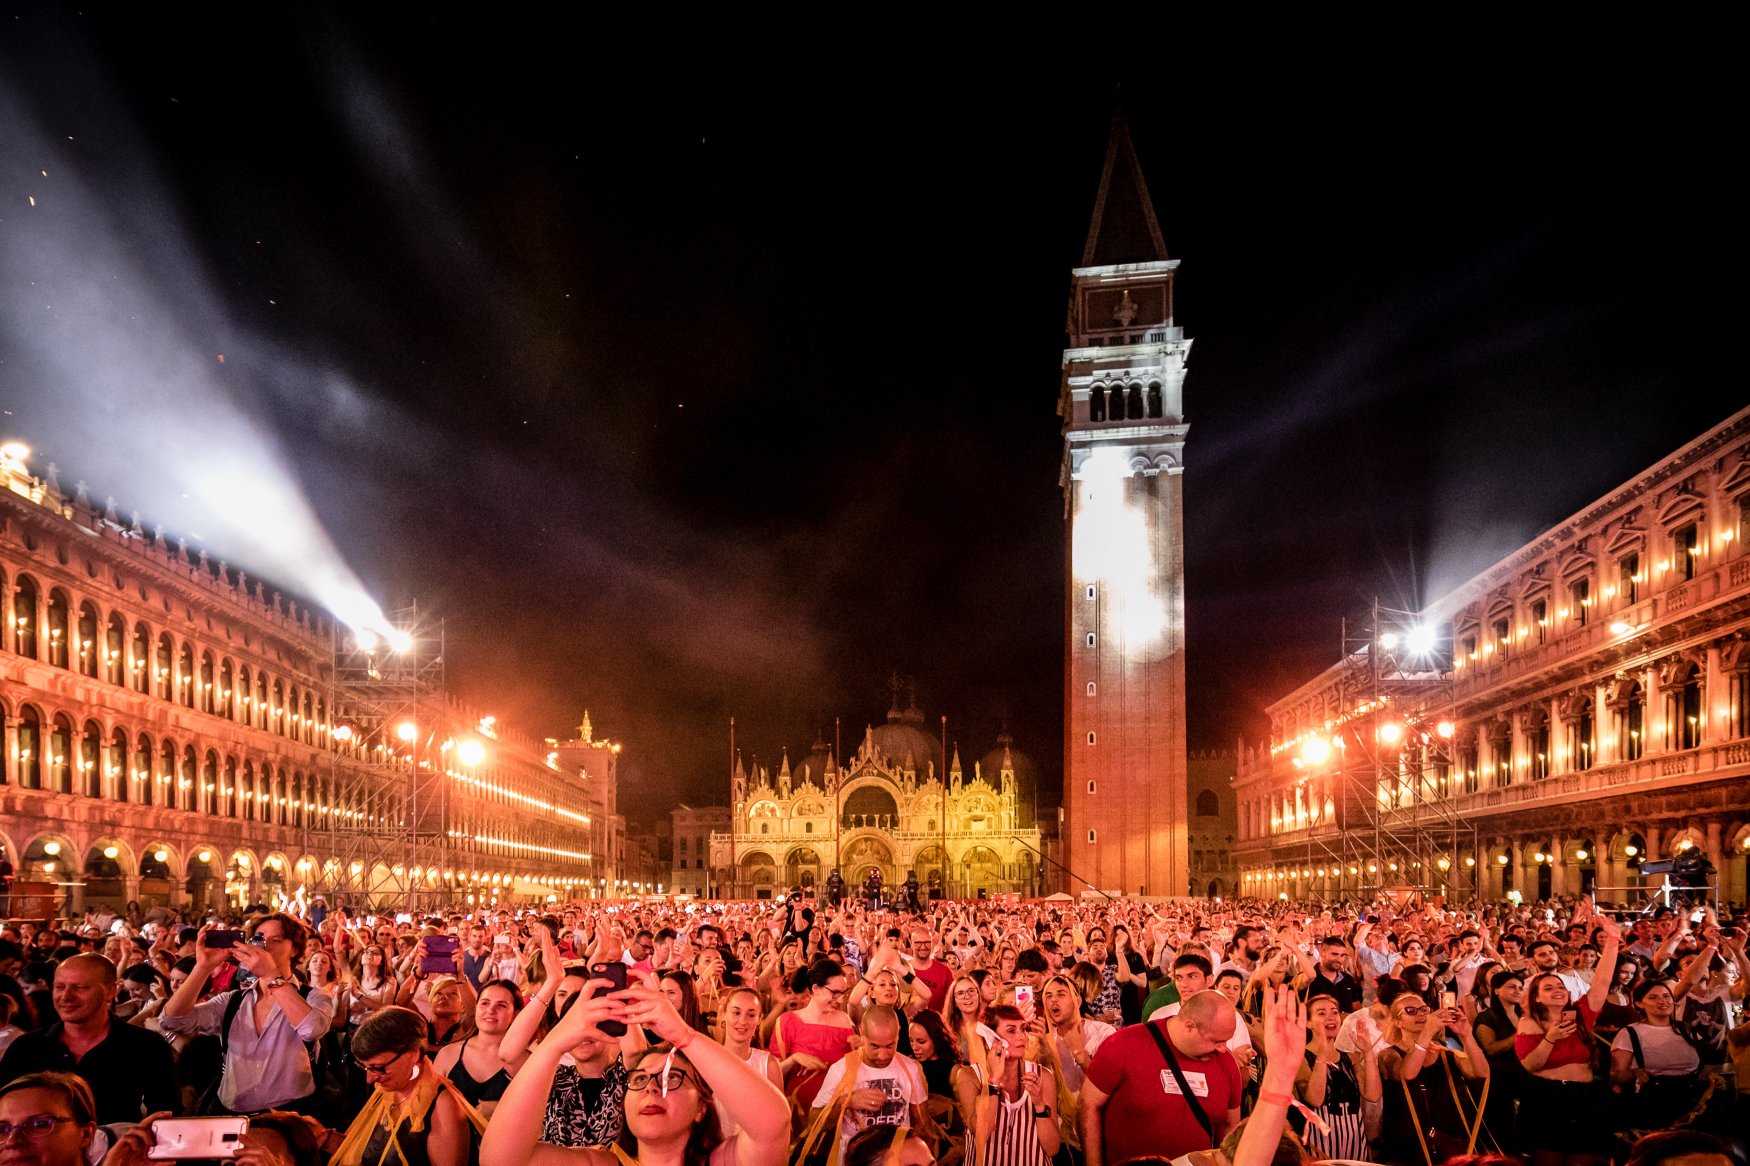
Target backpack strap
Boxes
[1143,1021,1215,1148]
[1626,1024,1646,1069]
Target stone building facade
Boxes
[1234,406,1750,906]
[1187,751,1239,899]
[670,803,731,897]
[713,701,1045,900]
[0,445,598,915]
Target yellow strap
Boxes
[608,1146,639,1166]
[1399,1073,1435,1166]
[793,1051,863,1166]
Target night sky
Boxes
[0,15,1737,825]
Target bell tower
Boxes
[1061,114,1189,898]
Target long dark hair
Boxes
[660,971,708,1034]
[615,1045,721,1166]
[909,1008,959,1064]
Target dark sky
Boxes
[0,15,1738,826]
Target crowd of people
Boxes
[1,887,1747,1166]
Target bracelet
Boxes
[671,1028,696,1050]
[1033,1107,1051,1119]
[1258,1090,1295,1107]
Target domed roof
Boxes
[979,733,1037,795]
[867,705,943,777]
[793,736,835,787]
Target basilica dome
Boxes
[867,706,943,777]
[979,734,1038,821]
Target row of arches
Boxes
[1087,381,1164,424]
[0,698,373,828]
[4,568,329,745]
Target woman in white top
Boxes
[1610,979,1704,1131]
[716,986,781,1136]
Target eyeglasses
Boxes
[0,1117,81,1140]
[626,1069,695,1093]
[1398,1004,1431,1017]
[819,986,846,998]
[359,1049,413,1079]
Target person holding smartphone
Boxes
[1514,913,1624,1164]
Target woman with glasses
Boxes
[1376,989,1491,1163]
[482,976,788,1166]
[310,1006,482,1166]
[772,961,854,1108]
[943,975,993,1059]
[0,1073,96,1166]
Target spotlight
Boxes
[1609,620,1634,636]
[387,629,415,654]
[1436,720,1456,739]
[396,721,418,742]
[456,738,487,767]
[1405,625,1437,656]
[1378,721,1403,745]
[1379,632,1399,650]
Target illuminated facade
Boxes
[1061,115,1190,898]
[0,445,597,914]
[1187,751,1239,899]
[1234,406,1750,906]
[713,701,1044,900]
[670,803,731,897]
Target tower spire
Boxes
[1081,111,1169,268]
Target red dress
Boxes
[776,1011,855,1107]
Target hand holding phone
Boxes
[148,1118,248,1159]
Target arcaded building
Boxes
[0,446,602,915]
[1234,406,1750,906]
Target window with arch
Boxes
[1085,632,1096,648]
[236,666,251,723]
[1087,681,1096,697]
[1087,731,1096,745]
[76,602,99,677]
[136,734,154,807]
[199,653,216,714]
[1126,383,1144,419]
[18,705,43,788]
[1146,382,1163,418]
[104,612,126,684]
[50,714,74,792]
[1107,384,1125,422]
[1088,385,1106,423]
[272,681,285,735]
[154,634,174,699]
[177,643,195,707]
[1087,780,1096,794]
[1196,789,1220,817]
[1674,522,1699,582]
[131,623,151,693]
[160,741,178,810]
[1087,830,1097,844]
[241,762,255,821]
[46,590,70,668]
[218,660,234,718]
[1671,665,1703,750]
[12,575,40,658]
[201,751,219,815]
[108,727,128,801]
[1570,578,1591,627]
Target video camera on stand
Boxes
[1636,851,1716,912]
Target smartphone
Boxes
[1014,984,1035,1020]
[590,962,628,1036]
[205,930,244,949]
[148,1118,248,1159]
[1439,990,1457,1011]
[422,934,460,974]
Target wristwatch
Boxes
[262,976,293,992]
[1033,1107,1051,1119]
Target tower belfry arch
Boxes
[1061,113,1190,898]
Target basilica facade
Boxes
[711,701,1044,900]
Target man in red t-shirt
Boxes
[1080,990,1242,1166]
[906,928,952,1014]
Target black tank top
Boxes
[446,1036,513,1105]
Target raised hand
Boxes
[1262,985,1307,1066]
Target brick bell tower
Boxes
[1061,113,1190,898]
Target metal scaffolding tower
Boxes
[1293,600,1482,900]
[317,605,451,911]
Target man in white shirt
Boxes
[1528,939,1587,999]
[1044,975,1116,1093]
[812,1005,926,1152]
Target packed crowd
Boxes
[1,889,1747,1166]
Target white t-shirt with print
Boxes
[811,1053,927,1149]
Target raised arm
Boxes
[1584,916,1623,1014]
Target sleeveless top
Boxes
[541,1055,630,1147]
[716,1048,777,1137]
[778,1012,855,1107]
[446,1036,513,1106]
[1295,1050,1370,1161]
[965,1062,1050,1166]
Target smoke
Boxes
[0,80,399,640]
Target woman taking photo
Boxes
[434,978,527,1119]
[1514,914,1623,1166]
[1609,979,1705,1133]
[481,977,788,1166]
[771,960,855,1108]
[1294,992,1380,1160]
[1376,988,1491,1163]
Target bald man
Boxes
[0,953,177,1122]
[1080,989,1243,1166]
[811,1004,927,1152]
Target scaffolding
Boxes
[1291,600,1482,900]
[317,605,452,911]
